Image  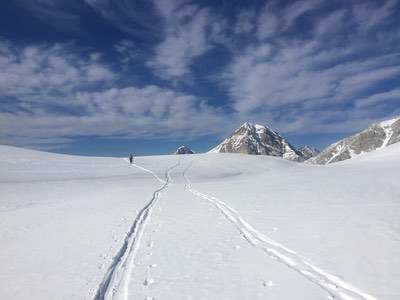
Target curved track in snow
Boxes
[94,162,178,300]
[183,163,378,300]
[96,158,379,300]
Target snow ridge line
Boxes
[94,162,178,300]
[183,171,378,300]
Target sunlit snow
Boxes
[1,143,399,299]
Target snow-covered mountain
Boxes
[175,145,194,154]
[309,116,400,164]
[208,122,304,161]
[298,146,320,160]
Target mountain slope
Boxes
[298,146,320,160]
[209,122,304,161]
[309,116,400,164]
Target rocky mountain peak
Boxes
[209,122,305,161]
[175,145,194,155]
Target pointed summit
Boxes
[209,122,304,161]
[175,145,194,155]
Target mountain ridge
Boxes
[309,116,400,164]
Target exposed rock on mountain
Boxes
[175,145,194,154]
[309,116,400,164]
[298,146,320,160]
[208,122,304,161]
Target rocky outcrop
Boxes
[298,146,320,160]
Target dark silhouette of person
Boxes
[129,153,133,164]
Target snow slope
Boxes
[1,144,399,299]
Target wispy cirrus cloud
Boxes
[2,0,400,151]
[355,89,400,108]
[353,0,398,31]
[83,0,161,40]
[218,0,400,134]
[146,0,219,80]
[16,0,87,33]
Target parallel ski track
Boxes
[183,162,378,300]
[94,161,179,300]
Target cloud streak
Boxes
[146,0,218,80]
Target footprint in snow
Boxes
[144,278,155,286]
[148,241,154,248]
[262,280,274,288]
[153,225,161,233]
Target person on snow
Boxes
[129,153,134,164]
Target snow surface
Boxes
[1,144,399,299]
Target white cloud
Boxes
[256,0,322,41]
[83,0,160,37]
[0,40,226,148]
[355,89,400,108]
[353,0,399,31]
[0,41,115,99]
[146,0,216,80]
[17,0,85,33]
[256,3,279,41]
[5,0,400,147]
[233,9,256,35]
[218,0,400,134]
[282,0,322,29]
[115,40,138,65]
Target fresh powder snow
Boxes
[1,143,399,299]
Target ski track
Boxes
[182,162,379,300]
[129,159,166,185]
[93,161,178,300]
[95,158,379,300]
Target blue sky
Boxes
[1,0,400,156]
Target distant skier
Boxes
[129,153,134,164]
